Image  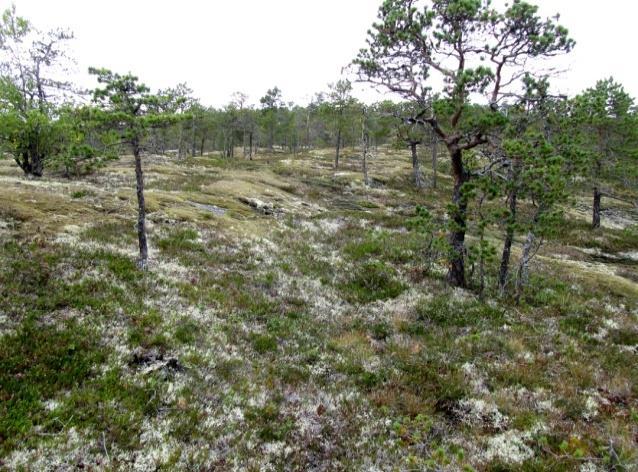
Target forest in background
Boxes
[1,1,638,470]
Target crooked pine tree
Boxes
[353,0,574,287]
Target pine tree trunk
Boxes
[447,146,468,288]
[133,140,148,269]
[431,137,438,189]
[362,124,370,187]
[410,142,424,189]
[191,116,196,157]
[335,128,341,169]
[592,187,602,229]
[479,236,486,298]
[32,152,44,177]
[499,182,518,295]
[178,124,184,159]
[515,230,536,303]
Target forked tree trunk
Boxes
[447,146,468,288]
[410,142,424,189]
[17,134,45,177]
[592,187,602,229]
[16,153,42,177]
[133,140,148,269]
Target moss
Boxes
[415,295,504,328]
[174,319,201,345]
[215,358,245,382]
[251,333,278,353]
[370,321,392,341]
[245,401,294,442]
[342,261,406,303]
[1,148,637,467]
[157,227,204,263]
[58,367,163,450]
[128,308,168,350]
[0,318,105,454]
[83,220,136,245]
[70,189,92,199]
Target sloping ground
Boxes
[0,149,637,471]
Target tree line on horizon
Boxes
[0,1,636,298]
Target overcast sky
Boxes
[4,0,638,107]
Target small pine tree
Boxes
[89,68,182,269]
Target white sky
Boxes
[4,0,638,107]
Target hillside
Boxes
[1,149,637,470]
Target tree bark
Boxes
[306,111,311,149]
[178,123,184,159]
[515,229,536,303]
[18,129,45,177]
[592,187,602,229]
[447,146,468,288]
[133,140,148,269]
[335,128,341,169]
[191,115,197,157]
[200,136,206,156]
[431,136,438,189]
[269,124,274,150]
[410,142,424,189]
[498,187,517,295]
[16,151,43,177]
[362,120,370,187]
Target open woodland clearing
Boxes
[1,0,638,470]
[0,147,637,470]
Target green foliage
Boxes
[48,106,119,177]
[0,318,105,454]
[0,103,59,176]
[0,7,80,177]
[415,294,504,327]
[572,78,638,195]
[259,86,284,149]
[353,0,576,288]
[173,319,200,344]
[408,206,448,272]
[251,333,278,353]
[59,367,163,450]
[245,401,294,441]
[342,261,406,303]
[89,67,183,151]
[353,0,573,131]
[157,228,203,259]
[317,79,361,150]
